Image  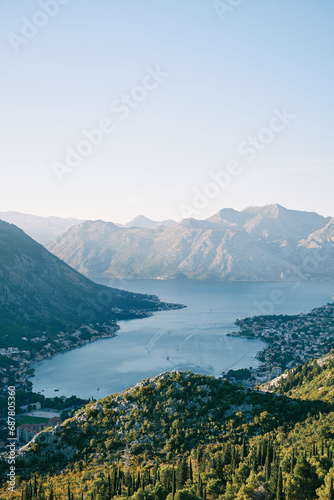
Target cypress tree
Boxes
[112,467,117,494]
[240,437,247,459]
[153,463,158,486]
[268,437,273,463]
[252,454,257,472]
[197,475,203,498]
[290,450,295,474]
[258,442,263,466]
[28,482,32,500]
[215,454,224,480]
[172,468,176,498]
[263,441,267,463]
[176,458,187,489]
[223,443,232,466]
[188,458,193,481]
[265,450,271,483]
[33,476,38,497]
[38,484,45,500]
[197,446,204,464]
[329,476,334,500]
[107,473,112,499]
[292,453,317,500]
[269,459,279,495]
[276,466,284,500]
[231,442,236,466]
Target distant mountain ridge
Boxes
[0,211,177,244]
[0,212,83,245]
[46,204,334,281]
[124,215,177,229]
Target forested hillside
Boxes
[1,357,334,499]
[0,220,181,352]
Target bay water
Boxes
[31,280,334,399]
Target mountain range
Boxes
[0,211,177,245]
[0,220,180,351]
[124,215,177,229]
[0,212,83,245]
[46,204,334,281]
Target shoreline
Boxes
[7,288,334,397]
[227,300,334,385]
[94,277,334,283]
[2,302,184,396]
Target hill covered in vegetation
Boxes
[1,359,334,500]
[273,353,334,403]
[0,220,182,354]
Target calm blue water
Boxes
[32,280,334,399]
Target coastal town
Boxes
[0,322,120,395]
[228,301,334,385]
[0,324,120,448]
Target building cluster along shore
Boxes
[0,323,119,394]
[228,301,334,385]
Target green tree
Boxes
[290,454,318,500]
[276,466,284,500]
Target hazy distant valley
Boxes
[0,212,177,245]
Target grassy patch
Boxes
[16,416,50,426]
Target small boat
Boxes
[54,389,59,392]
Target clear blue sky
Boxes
[1,0,333,223]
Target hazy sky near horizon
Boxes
[1,0,334,223]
